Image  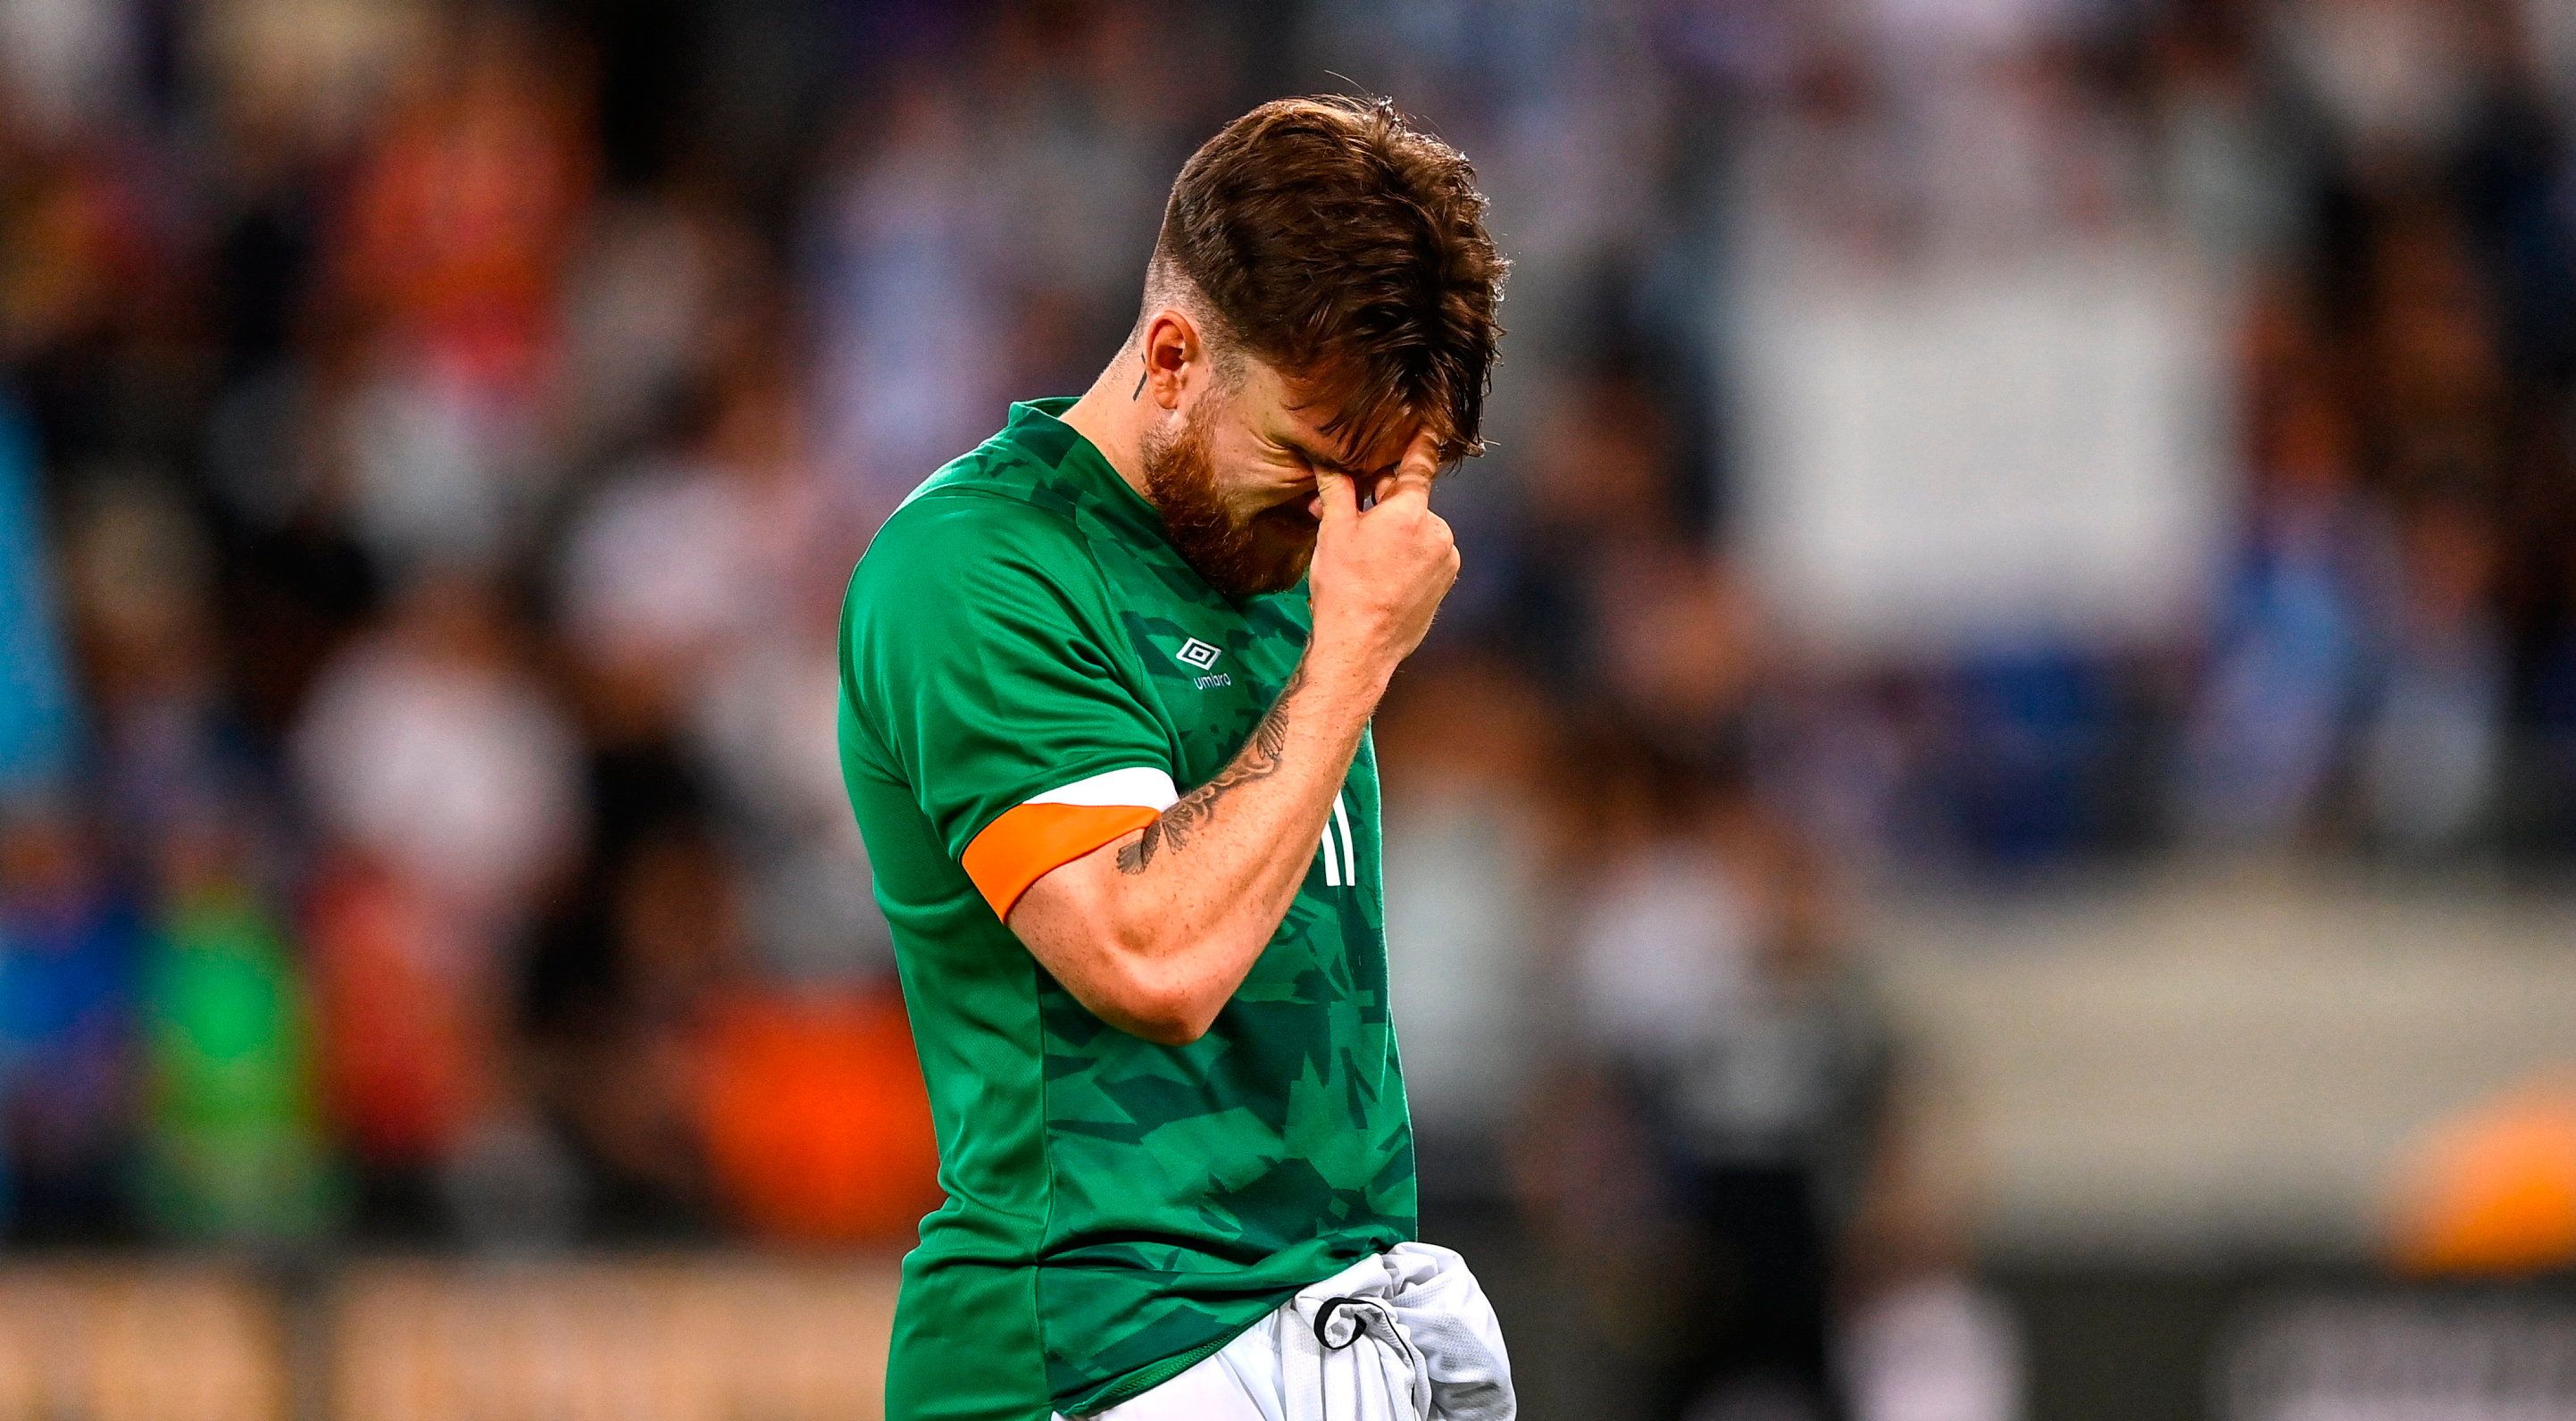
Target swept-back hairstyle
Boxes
[1150,96,1507,464]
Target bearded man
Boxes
[837,96,1513,1421]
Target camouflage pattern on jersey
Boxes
[838,398,1414,1420]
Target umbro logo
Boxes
[1175,638,1223,670]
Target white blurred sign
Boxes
[1730,243,2230,661]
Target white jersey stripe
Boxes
[1021,765,1180,811]
[1332,793,1357,883]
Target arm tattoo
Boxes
[1116,664,1305,874]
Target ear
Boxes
[1137,308,1201,413]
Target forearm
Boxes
[1010,641,1386,1042]
[1119,645,1377,938]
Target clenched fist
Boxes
[1307,430,1459,681]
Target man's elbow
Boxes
[1100,962,1218,1046]
[1015,873,1234,1046]
[1092,928,1221,1046]
[1119,1003,1213,1048]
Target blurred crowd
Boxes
[2,0,2573,1416]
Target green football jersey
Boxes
[836,398,1416,1420]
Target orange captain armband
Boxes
[960,766,1181,920]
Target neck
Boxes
[1058,349,1155,503]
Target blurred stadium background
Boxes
[4,0,2576,1417]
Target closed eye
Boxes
[1280,439,1392,486]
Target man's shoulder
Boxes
[854,473,1096,601]
[896,415,1098,527]
[877,480,1083,556]
[840,473,1121,697]
[842,412,1135,648]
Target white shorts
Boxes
[1063,1242,1513,1421]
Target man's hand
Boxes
[1308,430,1458,682]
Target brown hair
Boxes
[1152,96,1507,464]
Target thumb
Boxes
[1313,467,1360,528]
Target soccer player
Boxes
[836,97,1512,1420]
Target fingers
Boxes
[1383,430,1442,502]
[1313,466,1360,526]
[1370,434,1440,513]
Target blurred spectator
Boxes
[2175,371,2381,848]
[2356,494,2506,853]
[329,6,591,574]
[803,79,1011,519]
[0,397,76,798]
[137,815,340,1243]
[554,351,880,983]
[0,805,138,1240]
[291,573,579,923]
[1570,759,1764,1077]
[1377,654,1557,1191]
[291,572,578,1234]
[1575,782,1913,1421]
[553,185,765,465]
[519,821,738,1240]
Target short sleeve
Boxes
[846,495,1177,920]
